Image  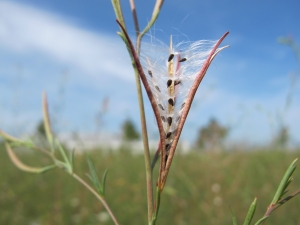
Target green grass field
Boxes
[1,143,300,225]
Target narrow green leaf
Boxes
[57,140,72,173]
[70,148,75,172]
[243,197,257,225]
[39,164,57,173]
[254,216,269,225]
[101,169,109,196]
[139,0,164,38]
[86,174,94,183]
[271,158,298,204]
[111,0,126,29]
[86,154,101,193]
[229,206,238,225]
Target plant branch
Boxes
[72,173,120,225]
[129,1,154,222]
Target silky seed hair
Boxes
[140,34,221,156]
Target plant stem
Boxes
[133,65,154,222]
[259,188,300,225]
[129,0,154,222]
[151,187,161,225]
[72,173,120,225]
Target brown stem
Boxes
[259,188,300,225]
[129,0,140,37]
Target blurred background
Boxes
[0,0,300,224]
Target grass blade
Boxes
[86,154,101,193]
[271,158,298,204]
[57,140,72,173]
[101,169,109,196]
[243,197,257,225]
[70,148,75,173]
[254,216,269,225]
[229,206,238,225]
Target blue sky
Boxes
[0,0,299,146]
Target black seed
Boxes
[148,70,153,77]
[167,117,172,126]
[161,116,166,122]
[165,144,171,151]
[179,57,187,62]
[164,155,168,165]
[158,104,164,110]
[155,85,161,92]
[166,132,172,138]
[168,54,174,62]
[167,79,172,87]
[168,98,174,106]
[181,102,185,109]
[174,80,181,86]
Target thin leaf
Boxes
[271,158,298,204]
[70,148,75,172]
[101,169,109,196]
[243,197,257,225]
[111,0,126,29]
[254,216,269,225]
[229,206,238,225]
[86,154,101,193]
[139,0,164,38]
[5,143,55,173]
[56,140,72,173]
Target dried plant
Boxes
[0,1,299,225]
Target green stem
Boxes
[133,63,154,222]
[72,173,120,225]
[151,187,161,225]
[129,0,154,221]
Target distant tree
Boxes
[122,119,140,141]
[273,125,289,149]
[36,120,46,138]
[195,118,228,152]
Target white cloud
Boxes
[0,1,133,81]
